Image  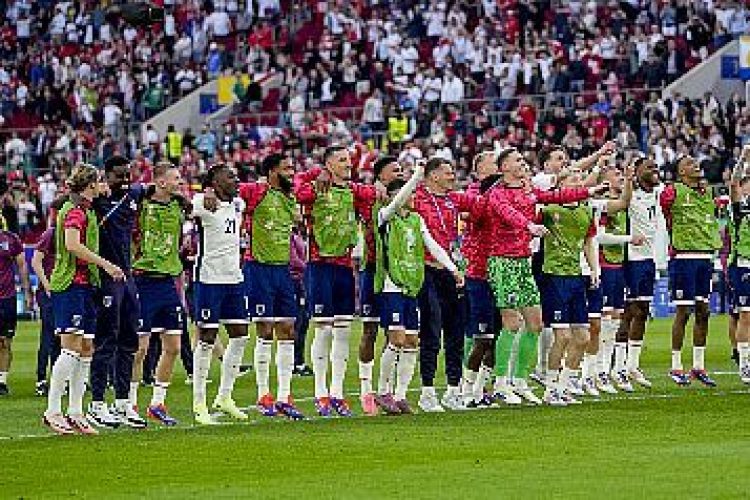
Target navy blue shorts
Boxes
[379,292,419,331]
[359,266,380,322]
[583,276,603,318]
[465,278,496,339]
[601,267,626,312]
[135,275,184,335]
[305,262,355,320]
[193,282,249,328]
[669,258,713,305]
[542,275,588,328]
[52,284,97,338]
[97,276,141,340]
[624,259,656,302]
[0,296,17,338]
[729,266,750,312]
[245,261,298,321]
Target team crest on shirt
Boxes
[176,306,183,323]
[256,304,266,316]
[362,305,371,316]
[507,293,517,306]
[0,241,7,251]
[741,297,747,306]
[72,315,82,327]
[676,290,683,299]
[201,309,211,320]
[554,310,562,321]
[392,313,401,323]
[315,304,324,314]
[234,200,243,214]
[138,319,144,330]
[103,296,113,308]
[130,200,138,212]
[479,323,487,332]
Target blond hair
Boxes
[66,164,99,194]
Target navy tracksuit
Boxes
[35,290,60,382]
[90,187,143,401]
[418,266,464,387]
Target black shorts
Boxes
[0,296,16,338]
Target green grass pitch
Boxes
[2,316,750,499]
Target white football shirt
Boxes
[627,186,667,266]
[192,193,245,284]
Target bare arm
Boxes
[583,235,599,285]
[64,228,123,279]
[16,253,31,308]
[605,165,634,214]
[31,250,49,295]
[377,164,424,225]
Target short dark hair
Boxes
[386,178,407,196]
[260,153,283,177]
[496,147,517,168]
[373,155,396,180]
[203,163,229,190]
[152,161,175,180]
[538,146,565,167]
[425,157,448,176]
[104,155,129,173]
[324,145,347,163]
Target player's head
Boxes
[557,166,584,188]
[261,153,295,193]
[204,163,238,200]
[634,156,659,188]
[497,148,529,182]
[103,154,131,194]
[603,164,624,191]
[153,161,182,195]
[472,149,498,181]
[425,157,455,193]
[67,163,101,200]
[386,178,415,211]
[675,155,702,183]
[373,155,402,185]
[540,146,568,175]
[324,145,352,182]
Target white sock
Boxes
[421,385,436,397]
[378,343,399,395]
[598,318,616,373]
[276,340,295,401]
[219,336,249,399]
[359,360,374,395]
[0,371,7,384]
[473,364,492,400]
[536,327,553,373]
[115,398,129,412]
[47,349,79,415]
[692,346,706,371]
[311,325,332,398]
[462,369,478,402]
[395,347,417,401]
[445,385,460,397]
[151,382,169,406]
[581,354,592,379]
[627,340,643,372]
[739,341,750,367]
[671,350,683,371]
[613,342,628,373]
[560,366,574,389]
[254,337,273,399]
[545,369,560,391]
[494,375,509,390]
[68,356,91,416]
[192,340,213,407]
[129,381,139,407]
[329,323,351,399]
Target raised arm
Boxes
[377,164,424,225]
[604,166,634,215]
[293,166,323,205]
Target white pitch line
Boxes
[1,386,748,442]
